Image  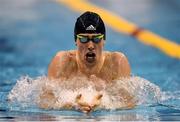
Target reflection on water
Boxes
[0,106,163,121]
[0,107,160,121]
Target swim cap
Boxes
[74,11,106,41]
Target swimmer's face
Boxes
[76,33,105,66]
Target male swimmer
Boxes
[39,11,135,113]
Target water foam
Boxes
[8,75,165,110]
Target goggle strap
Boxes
[77,35,84,39]
[77,34,104,39]
[96,35,104,39]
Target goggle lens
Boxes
[79,37,88,43]
[77,35,104,43]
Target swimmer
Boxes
[40,11,135,113]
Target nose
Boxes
[87,41,95,51]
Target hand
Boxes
[75,93,103,113]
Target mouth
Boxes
[85,52,96,63]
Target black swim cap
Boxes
[74,11,106,41]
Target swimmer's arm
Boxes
[38,85,74,109]
[48,51,67,80]
[114,52,131,77]
[38,85,57,109]
[119,88,136,109]
[114,53,136,108]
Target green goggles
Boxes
[76,34,104,43]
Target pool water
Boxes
[0,0,180,121]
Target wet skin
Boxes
[41,33,134,113]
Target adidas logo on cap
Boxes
[86,25,96,30]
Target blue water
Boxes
[0,0,180,121]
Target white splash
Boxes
[8,75,163,110]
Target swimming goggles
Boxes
[76,34,104,43]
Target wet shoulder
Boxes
[67,50,77,59]
[104,51,125,62]
[109,51,131,77]
[56,50,77,78]
[55,50,76,62]
[112,51,126,61]
[103,51,127,76]
[53,50,76,71]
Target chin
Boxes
[84,59,97,67]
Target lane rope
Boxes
[56,0,180,59]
